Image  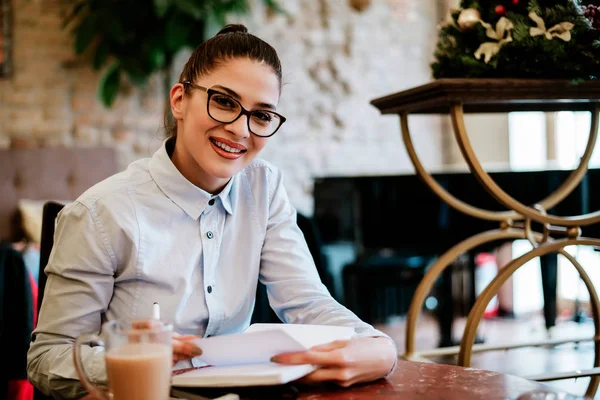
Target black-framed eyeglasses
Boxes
[182,81,286,138]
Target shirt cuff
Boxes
[381,336,398,378]
[352,330,398,378]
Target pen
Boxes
[153,302,160,321]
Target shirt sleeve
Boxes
[258,168,398,374]
[27,201,116,399]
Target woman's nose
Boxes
[225,115,250,139]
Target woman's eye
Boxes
[253,112,273,123]
[212,95,237,109]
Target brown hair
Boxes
[167,24,283,138]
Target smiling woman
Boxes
[26,24,397,399]
[0,0,12,77]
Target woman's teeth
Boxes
[212,139,243,153]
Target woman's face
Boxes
[170,57,281,193]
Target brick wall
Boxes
[0,0,165,153]
[0,0,443,214]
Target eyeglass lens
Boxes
[209,93,282,137]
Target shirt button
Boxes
[208,199,215,206]
[207,285,213,294]
[207,231,214,239]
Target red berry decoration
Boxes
[495,5,506,15]
[512,0,519,4]
[583,5,600,30]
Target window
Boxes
[508,112,547,169]
[555,111,598,168]
[508,110,600,305]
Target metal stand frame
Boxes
[401,104,600,398]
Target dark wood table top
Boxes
[169,361,586,400]
[370,78,600,115]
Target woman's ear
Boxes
[170,83,186,121]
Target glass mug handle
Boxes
[73,333,110,400]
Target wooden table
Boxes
[169,361,585,400]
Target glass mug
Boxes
[73,320,173,400]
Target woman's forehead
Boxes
[197,58,280,105]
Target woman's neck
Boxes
[168,137,229,195]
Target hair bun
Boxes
[216,24,248,36]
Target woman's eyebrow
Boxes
[213,85,276,110]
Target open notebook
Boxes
[171,323,355,388]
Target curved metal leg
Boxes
[457,238,600,396]
[451,104,600,226]
[558,250,600,398]
[401,112,518,222]
[404,228,544,357]
[399,104,600,394]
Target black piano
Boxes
[313,168,600,346]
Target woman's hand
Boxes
[131,320,202,365]
[171,333,203,365]
[270,336,396,387]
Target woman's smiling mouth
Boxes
[209,137,247,159]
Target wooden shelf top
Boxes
[371,79,600,115]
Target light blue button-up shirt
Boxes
[27,139,392,399]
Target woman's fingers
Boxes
[296,367,357,386]
[128,319,165,343]
[173,336,203,358]
[131,319,163,330]
[279,337,396,388]
[271,340,351,367]
[309,340,349,352]
[272,349,350,367]
[130,321,203,363]
[177,335,200,341]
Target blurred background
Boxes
[1,0,600,398]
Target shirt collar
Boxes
[149,138,234,219]
[218,175,234,215]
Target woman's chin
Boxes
[208,166,242,181]
[202,154,244,176]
